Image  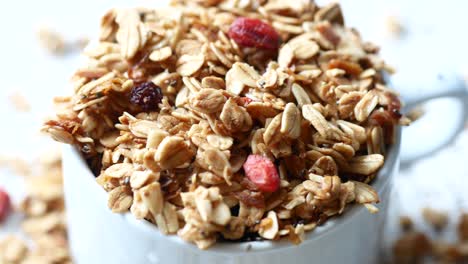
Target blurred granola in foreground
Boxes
[42,0,408,249]
[37,25,89,56]
[0,150,72,264]
[393,210,468,264]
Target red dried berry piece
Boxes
[0,188,11,223]
[130,81,163,111]
[243,154,280,193]
[236,97,253,107]
[228,17,281,50]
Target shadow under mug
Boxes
[62,70,467,264]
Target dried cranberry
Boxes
[228,17,281,50]
[243,154,280,192]
[130,81,163,111]
[236,97,253,107]
[0,188,11,223]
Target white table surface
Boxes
[1,0,467,258]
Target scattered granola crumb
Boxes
[432,240,466,263]
[0,155,31,177]
[8,91,31,112]
[384,15,406,39]
[36,25,90,56]
[0,149,71,264]
[0,236,28,263]
[399,216,414,232]
[393,231,431,264]
[74,36,90,51]
[406,106,425,122]
[422,207,448,231]
[393,212,468,263]
[37,26,67,55]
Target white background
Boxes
[0,0,467,254]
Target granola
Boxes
[0,150,72,264]
[393,211,468,264]
[42,0,405,249]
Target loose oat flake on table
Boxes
[42,0,408,249]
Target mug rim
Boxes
[66,127,401,256]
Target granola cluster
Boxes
[43,0,406,249]
[0,151,72,263]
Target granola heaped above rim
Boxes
[42,0,408,249]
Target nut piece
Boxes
[259,211,279,240]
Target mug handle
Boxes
[390,70,468,164]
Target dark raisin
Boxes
[130,82,163,111]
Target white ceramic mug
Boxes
[62,70,467,264]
